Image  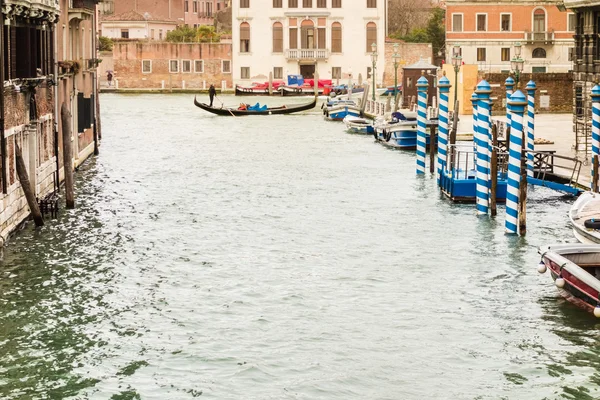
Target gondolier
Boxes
[209,84,217,107]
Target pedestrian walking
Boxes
[209,84,216,107]
[107,71,113,87]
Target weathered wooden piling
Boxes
[525,81,537,177]
[15,145,43,227]
[429,124,438,174]
[594,156,599,193]
[505,90,527,234]
[519,148,527,236]
[591,85,600,190]
[268,72,273,96]
[475,81,492,216]
[61,102,75,209]
[314,71,319,96]
[490,124,499,216]
[416,75,428,174]
[437,73,451,181]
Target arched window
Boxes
[301,19,315,49]
[366,22,377,53]
[532,47,546,58]
[272,22,283,53]
[240,22,250,52]
[533,8,546,32]
[332,22,342,53]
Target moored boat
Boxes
[343,115,374,134]
[193,96,316,116]
[373,111,437,150]
[235,81,284,96]
[538,243,600,317]
[569,191,600,244]
[322,99,361,121]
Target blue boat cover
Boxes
[248,103,268,111]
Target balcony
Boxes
[524,31,555,44]
[4,0,60,22]
[69,0,96,20]
[286,49,330,60]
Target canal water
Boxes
[0,94,598,399]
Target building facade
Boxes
[0,0,101,244]
[184,0,228,27]
[113,0,228,27]
[231,0,387,86]
[445,0,573,73]
[100,10,178,40]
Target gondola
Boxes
[194,96,317,116]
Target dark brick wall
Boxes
[485,72,572,114]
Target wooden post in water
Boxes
[314,71,319,96]
[518,148,527,236]
[449,100,459,146]
[268,72,273,96]
[429,124,438,174]
[490,124,498,216]
[15,144,44,226]
[61,102,75,209]
[593,155,599,193]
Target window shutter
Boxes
[317,28,325,49]
[289,28,297,49]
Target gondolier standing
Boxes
[209,84,216,107]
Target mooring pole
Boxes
[416,73,428,175]
[268,71,273,96]
[505,90,527,234]
[61,102,75,209]
[519,148,527,236]
[594,156,600,193]
[591,85,600,191]
[490,124,499,216]
[525,81,537,177]
[505,76,515,140]
[437,73,451,184]
[429,124,437,174]
[15,145,44,227]
[475,80,492,216]
[470,91,479,155]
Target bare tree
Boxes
[388,0,434,37]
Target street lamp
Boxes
[510,41,525,87]
[451,44,462,106]
[371,42,378,101]
[392,42,401,108]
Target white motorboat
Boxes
[569,191,600,243]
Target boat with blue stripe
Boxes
[322,99,361,121]
[343,115,374,134]
[374,111,437,150]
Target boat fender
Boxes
[373,129,378,141]
[295,87,301,94]
[595,304,600,318]
[384,128,392,142]
[585,219,600,229]
[325,109,329,117]
[537,261,547,274]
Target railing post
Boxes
[437,73,451,183]
[475,80,492,216]
[592,85,600,192]
[505,90,527,235]
[416,74,429,174]
[525,80,537,177]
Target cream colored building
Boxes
[100,10,178,40]
[231,0,387,85]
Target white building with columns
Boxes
[232,0,387,86]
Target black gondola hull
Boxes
[193,96,317,116]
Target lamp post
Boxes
[393,42,401,108]
[451,44,462,106]
[510,42,525,87]
[371,42,378,101]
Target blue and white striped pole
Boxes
[591,85,600,190]
[525,81,537,177]
[416,75,428,174]
[471,92,479,155]
[475,80,492,215]
[505,76,515,133]
[505,90,527,234]
[437,73,451,182]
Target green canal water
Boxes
[0,94,598,399]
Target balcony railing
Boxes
[69,0,96,10]
[286,49,330,60]
[524,31,555,44]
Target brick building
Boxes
[446,0,573,73]
[100,10,178,40]
[112,41,233,90]
[114,0,228,27]
[382,38,434,86]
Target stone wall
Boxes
[382,39,433,87]
[113,41,233,89]
[485,72,573,114]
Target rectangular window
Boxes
[317,0,326,7]
[332,0,341,6]
[222,60,231,73]
[452,14,462,32]
[159,29,163,40]
[240,0,249,7]
[273,0,282,6]
[532,66,547,73]
[184,0,188,12]
[274,67,283,79]
[121,29,129,38]
[317,27,326,49]
[303,0,312,6]
[169,59,179,73]
[289,0,298,7]
[568,47,574,61]
[150,29,155,39]
[241,67,250,79]
[273,25,283,52]
[240,25,250,52]
[332,67,341,79]
[182,60,191,73]
[142,59,151,73]
[366,24,376,52]
[289,27,298,49]
[476,14,487,31]
[367,0,376,7]
[193,1,197,12]
[501,14,511,31]
[568,13,576,32]
[477,48,486,62]
[501,48,510,61]
[332,24,342,52]
[195,60,204,73]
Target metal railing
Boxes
[285,49,330,60]
[524,30,555,43]
[70,0,95,10]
